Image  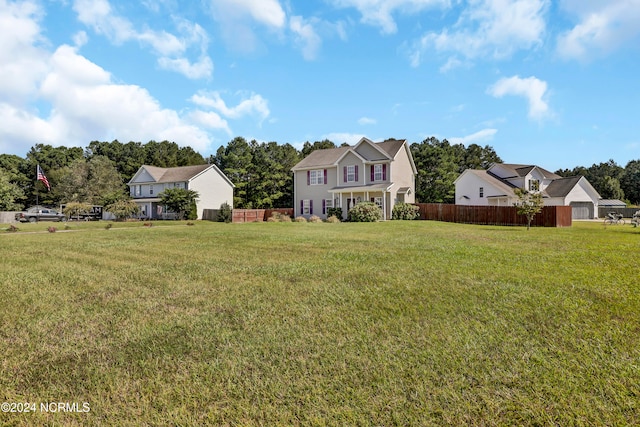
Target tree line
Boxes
[1,137,639,211]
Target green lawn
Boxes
[1,220,639,426]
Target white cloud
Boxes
[0,39,214,155]
[289,16,322,60]
[487,75,550,120]
[72,0,213,79]
[210,0,286,28]
[190,91,270,123]
[322,132,366,145]
[358,117,377,125]
[449,128,497,145]
[187,110,231,134]
[330,0,448,34]
[557,0,640,60]
[0,0,49,104]
[158,56,213,80]
[410,0,547,67]
[37,45,212,151]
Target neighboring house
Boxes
[127,164,234,219]
[291,137,417,220]
[454,163,601,219]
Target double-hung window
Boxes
[479,187,484,198]
[309,169,325,185]
[347,165,356,182]
[301,199,312,215]
[529,179,540,191]
[374,164,383,181]
[370,164,387,182]
[323,199,333,215]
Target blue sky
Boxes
[1,0,639,172]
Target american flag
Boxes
[37,164,51,191]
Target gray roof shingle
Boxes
[292,138,407,170]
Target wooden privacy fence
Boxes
[203,208,294,223]
[414,204,572,227]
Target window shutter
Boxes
[355,165,359,182]
[370,165,374,182]
[300,200,304,215]
[343,166,347,182]
[322,199,326,215]
[310,199,313,215]
[324,169,327,184]
[382,164,387,181]
[307,170,310,185]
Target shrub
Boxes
[327,207,343,220]
[279,215,292,223]
[392,202,420,220]
[269,212,282,222]
[105,199,140,221]
[217,202,232,223]
[295,216,308,223]
[187,203,198,221]
[63,202,93,221]
[309,215,322,223]
[326,215,341,223]
[347,202,382,222]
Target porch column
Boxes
[382,191,386,220]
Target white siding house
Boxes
[128,164,234,219]
[455,163,601,219]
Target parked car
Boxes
[15,206,66,223]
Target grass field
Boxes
[1,220,639,426]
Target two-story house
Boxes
[291,137,417,220]
[127,164,234,219]
[454,163,601,219]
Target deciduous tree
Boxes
[158,188,199,220]
[514,188,544,230]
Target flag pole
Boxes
[35,164,38,208]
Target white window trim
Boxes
[347,165,356,182]
[374,164,383,182]
[303,199,311,215]
[310,169,324,185]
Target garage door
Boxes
[570,202,593,219]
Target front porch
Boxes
[329,184,392,220]
[132,198,178,220]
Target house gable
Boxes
[353,137,392,161]
[291,137,416,220]
[129,166,159,184]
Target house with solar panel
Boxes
[127,164,234,220]
[291,137,417,220]
[454,163,601,219]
